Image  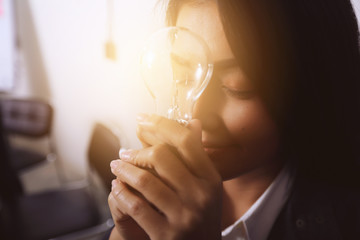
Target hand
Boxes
[108,115,222,240]
[108,182,150,240]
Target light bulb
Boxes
[140,27,213,125]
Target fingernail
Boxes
[110,160,119,169]
[112,179,118,187]
[119,148,127,158]
[120,149,132,160]
[137,113,149,123]
[111,179,118,191]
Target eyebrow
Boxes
[170,52,192,69]
[213,59,239,72]
[171,53,239,71]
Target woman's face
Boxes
[176,2,281,180]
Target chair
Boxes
[44,122,122,239]
[0,104,113,240]
[0,98,61,180]
[88,122,121,194]
[42,122,122,239]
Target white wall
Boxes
[13,0,165,180]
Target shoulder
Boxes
[268,170,360,240]
[327,180,360,239]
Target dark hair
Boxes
[166,0,360,184]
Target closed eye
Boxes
[221,85,255,99]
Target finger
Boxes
[111,160,182,217]
[116,145,200,195]
[117,151,158,178]
[136,126,151,148]
[111,179,168,237]
[108,191,130,222]
[137,114,218,179]
[108,182,150,240]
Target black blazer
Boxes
[268,173,360,240]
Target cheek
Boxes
[223,99,279,154]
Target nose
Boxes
[193,78,223,131]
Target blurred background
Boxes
[1,0,166,184]
[0,0,165,239]
[0,0,359,239]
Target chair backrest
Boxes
[0,98,53,138]
[0,108,23,201]
[88,123,120,193]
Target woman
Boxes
[107,0,360,239]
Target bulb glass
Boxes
[140,27,213,125]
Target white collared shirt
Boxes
[221,166,293,240]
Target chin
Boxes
[203,146,248,180]
[205,146,277,181]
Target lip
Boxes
[202,142,238,154]
[203,146,239,158]
[202,140,234,148]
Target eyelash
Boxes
[221,85,255,99]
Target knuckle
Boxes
[162,231,178,240]
[194,188,207,204]
[107,194,113,204]
[130,150,139,162]
[197,191,213,209]
[113,183,127,198]
[152,115,165,127]
[180,209,202,231]
[179,131,194,149]
[196,182,221,207]
[108,192,115,201]
[149,145,162,159]
[149,144,168,161]
[135,172,151,189]
[128,199,145,216]
[114,215,131,224]
[108,194,124,219]
[113,164,124,176]
[155,232,172,240]
[146,114,164,129]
